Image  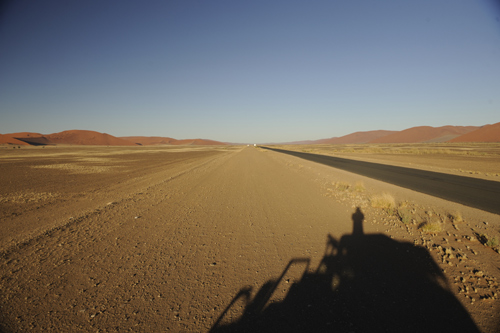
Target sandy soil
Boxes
[0,145,499,332]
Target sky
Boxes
[1,0,499,143]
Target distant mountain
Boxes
[121,136,227,146]
[2,123,497,147]
[2,130,136,146]
[317,130,397,144]
[0,130,227,146]
[174,138,226,145]
[369,126,478,144]
[448,122,500,142]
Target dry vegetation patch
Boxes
[418,219,444,234]
[369,193,396,214]
[0,191,59,204]
[32,163,117,174]
[354,181,365,193]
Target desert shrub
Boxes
[334,181,350,191]
[354,181,365,193]
[397,207,412,224]
[370,193,396,215]
[477,233,499,248]
[448,211,463,223]
[418,219,443,234]
[486,237,499,248]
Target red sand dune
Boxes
[5,132,45,138]
[120,136,178,145]
[370,126,478,144]
[449,122,500,142]
[5,132,52,146]
[45,130,137,146]
[175,138,226,145]
[121,136,226,146]
[0,134,30,145]
[317,130,397,144]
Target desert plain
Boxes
[1,143,500,332]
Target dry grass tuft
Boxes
[354,181,365,193]
[32,163,113,174]
[448,211,463,223]
[334,181,350,191]
[486,237,499,248]
[397,207,412,224]
[0,192,59,204]
[418,219,443,234]
[477,233,499,249]
[370,193,396,214]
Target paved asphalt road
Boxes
[263,147,500,215]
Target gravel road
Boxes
[0,146,495,332]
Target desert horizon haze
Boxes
[1,1,499,142]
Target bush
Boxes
[418,219,443,234]
[477,233,499,248]
[448,211,463,223]
[354,181,365,193]
[334,181,350,191]
[397,207,412,224]
[486,237,499,248]
[370,193,396,214]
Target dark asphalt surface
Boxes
[263,147,500,215]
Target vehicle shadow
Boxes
[210,207,480,333]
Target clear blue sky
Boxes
[1,0,499,143]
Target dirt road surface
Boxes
[1,146,498,332]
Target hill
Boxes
[370,126,478,144]
[120,136,178,145]
[44,130,137,146]
[5,132,53,146]
[174,138,226,146]
[0,133,30,145]
[448,122,500,142]
[121,136,227,146]
[317,130,397,144]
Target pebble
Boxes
[474,270,484,277]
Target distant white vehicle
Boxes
[253,144,257,147]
